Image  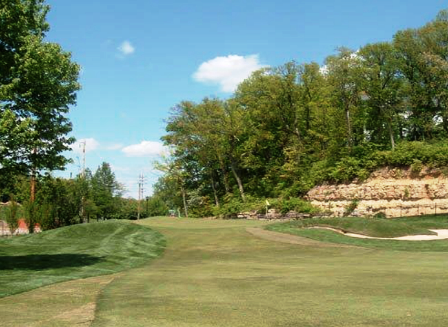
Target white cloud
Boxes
[122,141,166,157]
[104,143,124,151]
[71,138,99,154]
[193,54,267,93]
[118,40,135,56]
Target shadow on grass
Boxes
[0,254,103,271]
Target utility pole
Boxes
[80,141,86,222]
[30,148,37,202]
[80,141,86,178]
[137,173,144,220]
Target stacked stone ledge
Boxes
[306,167,448,218]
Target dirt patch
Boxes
[52,276,116,326]
[246,227,354,248]
[54,302,96,326]
[0,275,118,327]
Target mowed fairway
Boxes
[92,217,448,327]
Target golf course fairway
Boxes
[90,217,448,327]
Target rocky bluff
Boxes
[306,167,448,217]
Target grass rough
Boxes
[267,215,448,251]
[0,220,165,297]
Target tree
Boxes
[392,13,448,140]
[92,162,121,219]
[359,42,403,149]
[325,48,363,149]
[154,156,190,217]
[0,0,80,185]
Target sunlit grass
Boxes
[0,220,165,297]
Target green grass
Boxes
[266,215,448,251]
[90,217,448,326]
[0,220,165,297]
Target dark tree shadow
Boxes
[0,254,103,270]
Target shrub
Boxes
[213,196,246,218]
[344,199,359,216]
[4,199,20,235]
[273,198,320,214]
[403,187,410,199]
[212,195,320,218]
[373,212,387,219]
[410,159,423,174]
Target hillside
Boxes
[0,220,165,297]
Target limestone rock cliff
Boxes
[306,167,448,217]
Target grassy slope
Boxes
[267,215,448,251]
[91,217,448,327]
[0,220,165,297]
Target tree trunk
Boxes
[30,173,35,203]
[210,174,220,207]
[230,160,246,202]
[305,105,310,131]
[387,117,395,150]
[30,148,37,203]
[345,105,353,148]
[180,184,188,218]
[217,153,230,194]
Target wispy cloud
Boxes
[122,141,166,157]
[117,40,135,56]
[70,138,100,154]
[193,54,267,93]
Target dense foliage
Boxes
[153,9,448,217]
[0,162,152,233]
[0,0,80,183]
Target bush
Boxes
[212,195,320,218]
[3,200,20,234]
[410,159,423,174]
[271,198,320,214]
[373,212,387,219]
[213,196,246,218]
[344,199,359,216]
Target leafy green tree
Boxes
[325,48,363,149]
[359,42,403,149]
[92,162,121,219]
[392,13,448,140]
[146,195,168,217]
[0,0,80,181]
[154,156,190,217]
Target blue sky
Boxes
[45,0,447,198]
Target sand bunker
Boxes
[309,227,448,241]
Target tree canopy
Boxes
[0,0,80,181]
[153,8,448,217]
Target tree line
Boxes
[0,2,159,233]
[0,162,156,234]
[153,9,448,217]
